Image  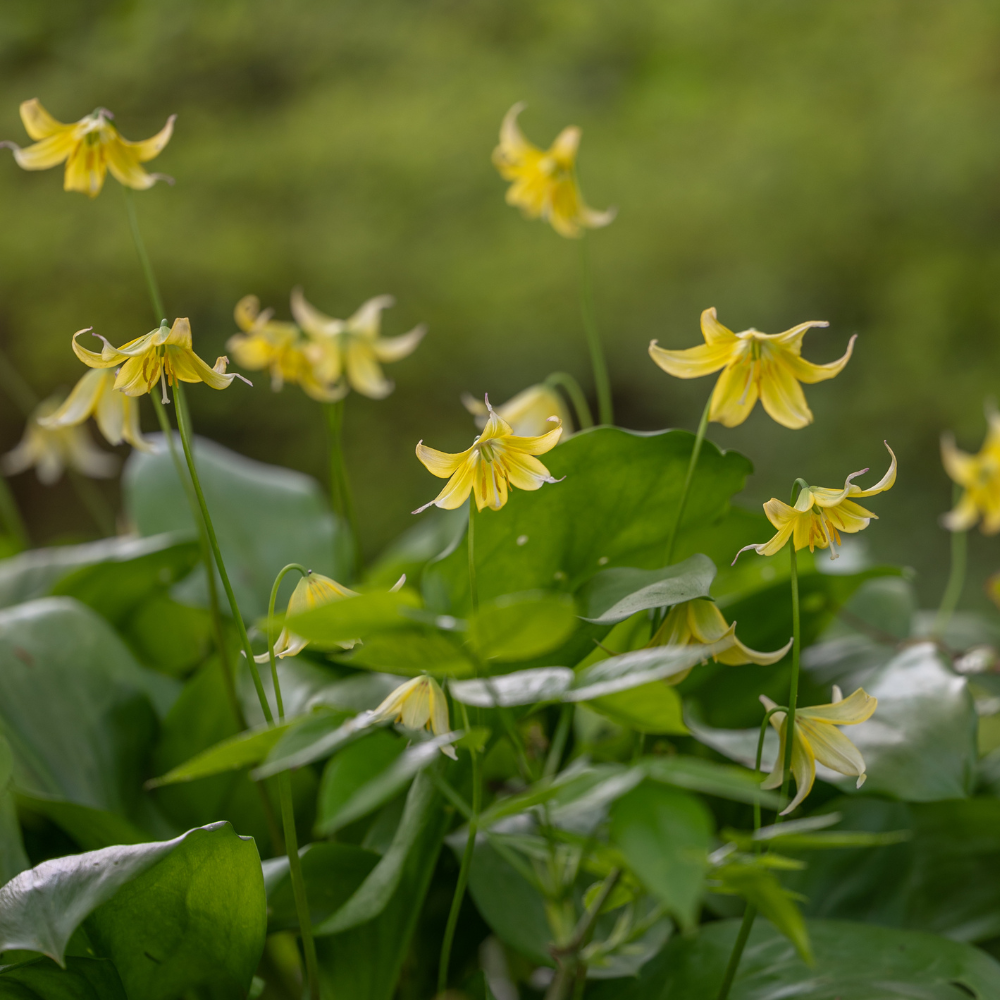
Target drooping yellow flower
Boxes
[461,383,572,437]
[368,675,456,759]
[226,296,346,403]
[735,443,896,562]
[415,398,563,513]
[492,102,615,239]
[2,396,117,485]
[291,289,425,400]
[760,686,876,814]
[649,308,856,429]
[940,411,1000,534]
[2,99,174,198]
[38,370,151,452]
[72,319,250,401]
[255,570,357,663]
[648,599,792,682]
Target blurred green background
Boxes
[0,0,998,608]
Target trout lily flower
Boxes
[368,675,457,759]
[940,411,1000,534]
[72,319,251,401]
[735,443,896,562]
[492,103,615,239]
[38,370,151,452]
[462,383,572,437]
[255,570,359,663]
[415,397,563,513]
[761,686,877,814]
[291,289,425,400]
[2,99,174,197]
[649,308,856,429]
[649,599,792,680]
[2,396,117,485]
[227,296,345,402]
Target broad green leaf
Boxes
[365,506,467,589]
[285,589,422,647]
[0,598,177,819]
[579,554,716,625]
[15,794,149,852]
[317,735,459,835]
[124,435,351,620]
[0,734,28,884]
[0,533,192,612]
[645,755,783,808]
[424,427,752,613]
[469,591,578,661]
[342,629,474,677]
[659,918,1000,999]
[0,956,128,999]
[450,666,574,707]
[251,712,369,779]
[316,731,404,833]
[609,782,713,932]
[118,591,213,677]
[587,682,688,734]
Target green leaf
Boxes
[578,554,716,625]
[660,918,1000,998]
[118,591,213,677]
[14,794,149,852]
[285,589,423,647]
[423,427,752,613]
[316,730,405,833]
[0,823,265,1000]
[470,591,578,661]
[587,682,688,734]
[124,435,351,619]
[341,629,474,677]
[449,666,573,707]
[645,755,783,808]
[0,957,128,999]
[609,782,713,932]
[251,712,369,780]
[0,598,177,819]
[365,506,467,589]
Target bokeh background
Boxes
[1,0,998,608]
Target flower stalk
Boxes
[579,236,613,426]
[325,400,360,572]
[665,394,712,565]
[934,486,967,639]
[544,372,594,430]
[468,501,479,614]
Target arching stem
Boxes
[665,394,712,565]
[578,235,613,426]
[544,372,594,430]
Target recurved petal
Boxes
[416,441,469,478]
[234,295,262,331]
[371,324,426,363]
[93,377,124,444]
[686,599,732,643]
[119,114,175,162]
[941,434,976,487]
[648,341,732,379]
[797,717,867,784]
[502,449,557,492]
[227,332,274,370]
[104,139,158,190]
[852,442,897,497]
[781,729,817,815]
[781,333,856,384]
[347,295,395,338]
[700,308,739,346]
[506,420,563,456]
[496,102,534,162]
[759,357,813,429]
[118,393,152,452]
[11,132,77,170]
[429,678,450,737]
[165,317,194,350]
[19,99,69,140]
[413,460,476,513]
[942,493,980,532]
[578,203,617,230]
[824,499,875,535]
[767,319,831,351]
[345,339,393,399]
[290,287,341,336]
[165,346,234,389]
[716,633,793,666]
[799,688,876,725]
[709,361,759,427]
[38,369,107,429]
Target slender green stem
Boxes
[468,501,479,614]
[67,469,116,537]
[172,382,272,724]
[438,703,481,993]
[715,904,757,1000]
[665,394,712,565]
[325,401,360,575]
[544,372,594,430]
[122,187,165,323]
[934,487,967,638]
[778,540,802,822]
[578,236,613,427]
[265,561,319,1000]
[0,345,39,417]
[0,474,27,551]
[544,705,573,778]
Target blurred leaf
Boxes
[645,755,782,808]
[660,918,1000,998]
[450,666,574,707]
[365,506,467,589]
[0,956,128,999]
[285,589,422,647]
[424,428,751,613]
[15,794,149,852]
[587,682,688,734]
[316,730,405,833]
[579,555,716,625]
[118,592,213,677]
[469,591,578,661]
[251,711,368,780]
[609,782,713,932]
[124,435,351,620]
[342,629,474,677]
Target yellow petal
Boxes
[19,99,69,140]
[118,114,175,162]
[287,572,355,616]
[851,442,897,498]
[798,688,876,726]
[400,678,432,730]
[700,308,739,346]
[942,493,980,532]
[473,455,508,511]
[104,138,158,191]
[648,341,733,379]
[38,369,106,428]
[709,361,759,428]
[346,295,394,338]
[501,449,557,492]
[685,599,731,643]
[371,324,426,363]
[758,357,813,429]
[414,458,476,513]
[716,633,793,666]
[797,717,867,785]
[11,131,77,170]
[63,141,107,197]
[505,421,563,456]
[494,102,536,168]
[941,433,976,487]
[345,338,393,399]
[416,441,469,478]
[291,287,341,336]
[781,333,856,384]
[114,355,160,397]
[548,125,581,166]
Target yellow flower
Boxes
[415,398,563,513]
[38,370,151,452]
[2,395,117,485]
[72,318,250,401]
[291,288,425,400]
[461,383,572,437]
[940,411,1000,534]
[255,570,357,663]
[227,296,346,403]
[2,99,174,198]
[760,686,877,814]
[735,443,896,562]
[648,308,856,429]
[492,102,615,239]
[648,599,792,681]
[368,675,457,759]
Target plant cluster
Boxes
[0,97,998,1000]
